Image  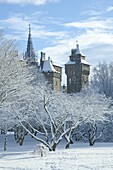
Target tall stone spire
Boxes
[24,24,36,63]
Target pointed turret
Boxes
[24,24,36,63]
[75,41,81,55]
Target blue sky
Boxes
[0,0,113,83]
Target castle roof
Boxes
[42,57,57,72]
[65,60,90,65]
[75,42,83,55]
[81,59,90,65]
[65,41,90,66]
[65,61,76,65]
[53,62,62,68]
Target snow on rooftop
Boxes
[76,43,84,56]
[81,59,90,65]
[42,57,57,72]
[65,61,76,65]
[53,62,62,67]
[76,44,81,55]
[65,59,90,65]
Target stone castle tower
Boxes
[65,42,90,93]
[24,25,62,92]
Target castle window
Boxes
[56,81,57,86]
[73,71,75,75]
[72,77,76,83]
[83,76,87,83]
[69,78,71,84]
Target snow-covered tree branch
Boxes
[91,61,113,98]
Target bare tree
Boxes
[0,29,47,150]
[11,87,111,151]
[74,91,112,146]
[91,61,113,98]
[0,30,112,151]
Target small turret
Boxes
[75,41,81,55]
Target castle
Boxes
[24,24,62,92]
[24,25,90,93]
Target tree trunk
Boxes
[65,137,73,149]
[4,133,7,151]
[89,138,94,146]
[65,142,70,149]
[52,143,57,151]
[88,129,94,146]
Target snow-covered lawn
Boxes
[0,134,113,170]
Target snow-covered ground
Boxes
[0,134,113,170]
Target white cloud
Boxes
[77,29,113,47]
[82,10,102,17]
[82,5,113,17]
[107,6,113,12]
[1,11,113,80]
[0,13,68,41]
[41,27,113,84]
[0,0,59,5]
[0,17,28,31]
[41,28,113,70]
[64,18,113,30]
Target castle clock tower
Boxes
[65,42,90,93]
